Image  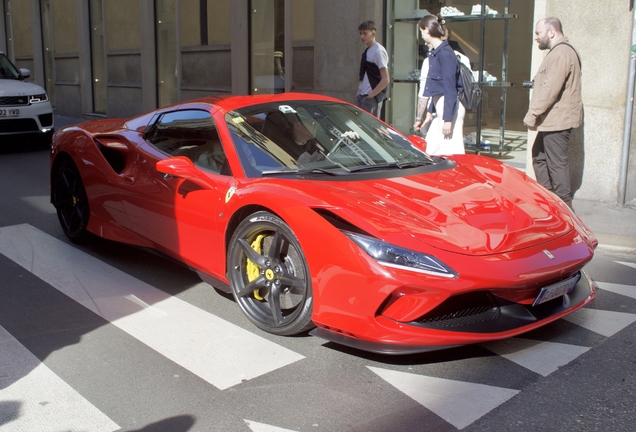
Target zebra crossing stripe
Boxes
[563,308,636,337]
[615,261,636,270]
[0,224,304,390]
[597,281,636,300]
[367,366,519,430]
[0,325,120,432]
[244,419,299,432]
[482,338,590,377]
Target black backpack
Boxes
[444,46,482,111]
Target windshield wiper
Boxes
[261,167,344,177]
[348,160,433,173]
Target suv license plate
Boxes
[533,273,580,306]
[0,108,20,117]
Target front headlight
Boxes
[344,232,457,278]
[30,93,49,104]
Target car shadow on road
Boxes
[0,135,51,154]
[320,340,497,366]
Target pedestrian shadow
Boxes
[128,414,196,432]
[0,401,20,428]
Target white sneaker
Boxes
[472,4,498,15]
[441,6,465,16]
[483,70,498,82]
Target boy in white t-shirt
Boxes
[356,20,390,118]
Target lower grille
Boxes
[0,118,39,133]
[413,291,501,329]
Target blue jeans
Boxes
[356,94,383,118]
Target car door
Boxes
[118,109,232,274]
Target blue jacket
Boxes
[423,40,460,121]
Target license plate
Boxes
[533,273,580,306]
[0,108,20,117]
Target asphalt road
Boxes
[1,139,635,432]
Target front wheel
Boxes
[52,159,91,243]
[227,211,314,335]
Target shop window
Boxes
[4,0,33,70]
[50,0,79,108]
[179,0,231,47]
[179,0,232,98]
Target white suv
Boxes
[0,51,54,142]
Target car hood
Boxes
[0,79,47,97]
[296,156,574,256]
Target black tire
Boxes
[52,159,91,243]
[227,211,314,335]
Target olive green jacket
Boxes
[523,38,582,131]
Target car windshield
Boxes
[0,54,21,80]
[224,101,435,177]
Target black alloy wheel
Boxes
[52,159,91,243]
[228,211,314,335]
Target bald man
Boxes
[524,17,582,210]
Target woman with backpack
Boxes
[413,14,467,155]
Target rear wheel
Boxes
[52,159,91,243]
[227,211,314,335]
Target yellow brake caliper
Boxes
[246,234,266,300]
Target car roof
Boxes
[180,92,344,112]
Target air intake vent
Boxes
[413,291,501,329]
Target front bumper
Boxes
[0,101,54,136]
[310,270,596,355]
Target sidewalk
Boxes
[573,198,636,253]
[54,115,636,252]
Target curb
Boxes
[595,233,636,254]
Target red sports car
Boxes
[50,93,597,354]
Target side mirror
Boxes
[156,156,216,189]
[156,156,200,178]
[408,134,427,153]
[19,68,31,79]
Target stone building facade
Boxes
[1,0,634,204]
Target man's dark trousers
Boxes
[532,129,572,203]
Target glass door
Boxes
[156,0,177,107]
[250,0,285,94]
[40,0,55,106]
[89,0,106,114]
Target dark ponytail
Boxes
[418,14,447,38]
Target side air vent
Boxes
[311,208,369,236]
[94,138,127,174]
